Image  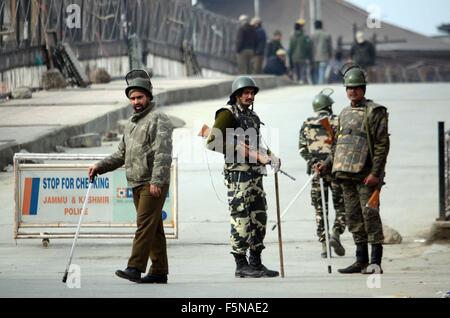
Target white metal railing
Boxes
[13,153,178,245]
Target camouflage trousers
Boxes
[224,170,268,255]
[311,175,346,243]
[340,180,384,245]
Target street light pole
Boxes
[309,0,323,31]
[254,0,260,17]
[309,0,315,32]
[316,0,322,21]
[300,0,305,19]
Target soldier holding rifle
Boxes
[317,66,390,274]
[299,89,346,259]
[205,76,281,278]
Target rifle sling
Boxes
[364,106,374,163]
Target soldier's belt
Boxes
[226,170,262,183]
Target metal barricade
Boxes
[13,153,178,246]
[446,128,450,220]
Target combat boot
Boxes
[361,244,384,274]
[138,274,168,284]
[321,242,330,259]
[234,254,263,278]
[329,231,346,257]
[115,267,142,282]
[249,250,279,278]
[338,243,369,274]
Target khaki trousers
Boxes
[128,184,169,275]
[237,49,255,74]
[252,55,264,74]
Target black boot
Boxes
[362,244,384,274]
[234,254,263,278]
[139,274,168,284]
[338,244,369,274]
[329,231,346,257]
[115,267,142,282]
[249,250,279,278]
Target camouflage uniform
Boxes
[207,104,269,255]
[299,113,346,243]
[96,103,173,188]
[96,102,173,275]
[332,98,389,245]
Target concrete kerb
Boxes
[427,221,450,243]
[0,141,20,170]
[0,76,295,170]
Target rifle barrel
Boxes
[279,169,296,181]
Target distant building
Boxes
[198,0,450,82]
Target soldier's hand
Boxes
[314,161,327,176]
[270,154,281,173]
[88,165,99,183]
[364,174,380,187]
[149,184,162,198]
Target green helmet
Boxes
[343,67,367,87]
[230,76,260,98]
[125,78,153,99]
[312,88,334,112]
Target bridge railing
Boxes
[438,122,450,221]
[0,0,239,76]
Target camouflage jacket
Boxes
[206,104,268,175]
[299,112,338,174]
[332,98,389,181]
[96,103,173,188]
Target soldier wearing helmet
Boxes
[206,76,280,278]
[317,65,390,275]
[299,89,346,258]
[88,69,173,284]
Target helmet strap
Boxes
[317,108,332,116]
[227,96,237,105]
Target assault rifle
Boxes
[198,124,296,181]
[366,172,385,212]
[319,116,335,145]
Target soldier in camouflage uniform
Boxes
[206,76,280,278]
[317,66,389,274]
[88,71,173,284]
[299,89,346,258]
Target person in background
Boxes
[288,19,312,84]
[236,14,257,74]
[265,30,284,60]
[251,17,267,74]
[350,31,376,82]
[263,49,289,78]
[311,20,332,84]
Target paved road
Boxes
[0,83,449,298]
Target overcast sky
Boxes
[191,0,449,36]
[346,0,449,36]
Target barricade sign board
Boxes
[14,154,178,241]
